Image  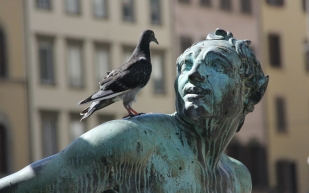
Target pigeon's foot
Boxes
[123,113,145,119]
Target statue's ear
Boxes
[239,76,269,132]
[249,76,269,105]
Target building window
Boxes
[93,0,108,18]
[152,52,165,94]
[227,140,268,189]
[304,41,309,72]
[200,0,211,7]
[276,160,298,193]
[95,43,111,83]
[65,0,81,15]
[70,113,86,141]
[240,0,252,14]
[38,37,55,85]
[220,0,232,11]
[67,41,83,88]
[180,36,193,54]
[0,125,7,174]
[150,0,161,25]
[0,28,7,78]
[98,114,115,125]
[268,33,282,68]
[122,0,134,21]
[275,97,287,133]
[36,0,51,9]
[41,111,58,157]
[266,0,284,6]
[178,0,190,4]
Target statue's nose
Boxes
[188,69,205,83]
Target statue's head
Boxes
[175,29,268,132]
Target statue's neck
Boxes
[174,113,237,170]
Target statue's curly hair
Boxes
[177,28,269,132]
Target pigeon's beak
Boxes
[153,37,159,45]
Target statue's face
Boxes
[175,40,244,121]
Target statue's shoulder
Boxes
[222,154,252,193]
[64,113,175,164]
[90,113,175,136]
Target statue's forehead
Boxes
[180,40,238,62]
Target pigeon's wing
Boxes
[78,58,152,105]
[103,58,152,91]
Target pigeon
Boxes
[78,30,159,120]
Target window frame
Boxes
[275,96,288,133]
[268,33,282,68]
[40,110,58,158]
[122,0,135,22]
[36,0,52,10]
[94,42,111,83]
[37,35,55,85]
[0,27,7,78]
[178,0,191,4]
[151,50,166,95]
[266,0,284,7]
[150,0,162,25]
[276,160,298,192]
[65,0,82,15]
[93,0,109,19]
[200,0,212,7]
[66,39,84,88]
[0,124,8,175]
[304,40,309,72]
[240,0,252,14]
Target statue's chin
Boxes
[183,102,210,121]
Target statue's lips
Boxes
[183,87,212,96]
[183,87,212,102]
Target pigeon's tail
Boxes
[78,95,94,105]
[78,90,128,105]
[80,99,117,121]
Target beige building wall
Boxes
[260,0,309,192]
[174,0,266,145]
[0,0,29,175]
[25,0,174,161]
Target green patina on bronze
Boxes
[0,29,268,193]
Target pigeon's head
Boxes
[142,30,159,45]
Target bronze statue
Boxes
[0,29,268,193]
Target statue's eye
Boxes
[180,61,192,74]
[210,60,226,73]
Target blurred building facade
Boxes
[0,0,30,177]
[23,0,175,161]
[260,0,309,192]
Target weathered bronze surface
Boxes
[0,29,268,193]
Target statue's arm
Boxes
[0,120,153,193]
